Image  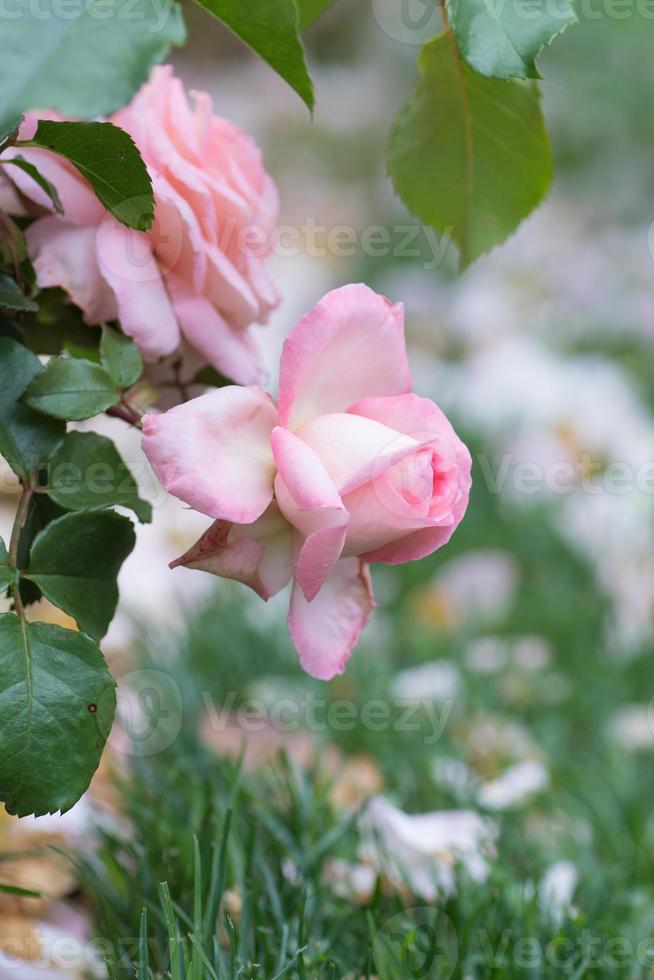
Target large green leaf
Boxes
[297,0,334,30]
[48,432,152,523]
[387,33,552,267]
[0,0,186,133]
[193,0,314,110]
[0,338,65,480]
[446,0,576,79]
[100,325,143,389]
[25,510,136,641]
[25,121,154,232]
[0,613,115,817]
[23,356,119,421]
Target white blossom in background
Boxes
[432,757,478,795]
[323,859,377,905]
[464,635,553,676]
[464,636,509,675]
[608,704,654,751]
[390,660,461,703]
[427,549,520,630]
[359,796,496,900]
[539,860,578,924]
[477,760,550,811]
[512,635,552,671]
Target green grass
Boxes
[69,440,654,977]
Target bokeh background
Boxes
[2,2,654,976]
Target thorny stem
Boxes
[9,484,34,619]
[107,400,144,429]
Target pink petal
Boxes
[0,170,27,215]
[170,504,293,599]
[349,393,469,449]
[278,284,412,430]
[361,523,463,565]
[167,273,268,386]
[204,240,260,328]
[26,218,117,323]
[348,393,472,564]
[296,412,422,496]
[150,172,207,293]
[114,69,219,240]
[5,114,104,225]
[288,559,376,680]
[246,255,281,323]
[271,426,348,600]
[142,385,278,523]
[96,217,180,360]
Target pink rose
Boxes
[142,284,472,680]
[1,66,280,385]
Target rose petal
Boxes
[348,393,472,563]
[288,558,375,680]
[349,393,470,452]
[167,273,268,386]
[142,385,278,523]
[296,412,421,495]
[361,523,463,565]
[150,172,207,293]
[26,218,117,323]
[204,240,261,327]
[96,217,180,360]
[0,170,27,215]
[170,504,293,599]
[271,426,348,600]
[278,283,412,430]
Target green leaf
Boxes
[0,883,41,898]
[446,0,576,79]
[2,155,63,213]
[0,613,116,817]
[0,273,38,313]
[100,326,143,389]
[297,0,334,30]
[0,537,16,593]
[0,0,186,133]
[0,338,65,480]
[23,356,119,421]
[193,0,314,110]
[48,432,152,523]
[16,495,66,608]
[25,509,136,641]
[387,33,552,267]
[24,121,154,232]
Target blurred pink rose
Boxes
[142,284,472,680]
[1,66,280,384]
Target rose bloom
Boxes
[0,65,280,384]
[142,284,472,679]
